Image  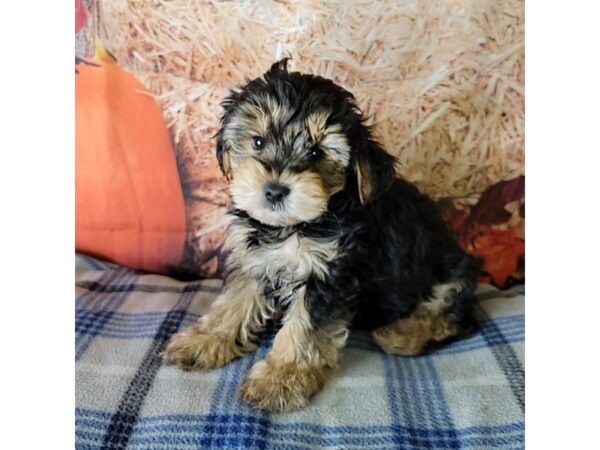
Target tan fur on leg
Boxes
[241,287,348,412]
[372,281,464,356]
[162,323,243,370]
[163,274,272,370]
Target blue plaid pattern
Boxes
[75,254,524,450]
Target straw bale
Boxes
[99,0,523,196]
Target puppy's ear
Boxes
[215,89,240,181]
[215,129,233,180]
[352,139,396,204]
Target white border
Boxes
[0,1,74,449]
[527,1,600,448]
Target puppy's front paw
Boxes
[162,325,238,370]
[240,359,328,412]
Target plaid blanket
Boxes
[75,254,524,450]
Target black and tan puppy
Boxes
[163,59,480,412]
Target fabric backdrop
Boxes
[75,0,524,288]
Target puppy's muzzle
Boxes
[264,182,290,206]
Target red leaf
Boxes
[75,0,88,34]
[468,176,524,226]
[465,225,525,288]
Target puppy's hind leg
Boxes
[372,281,475,356]
[163,273,272,370]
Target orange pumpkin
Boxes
[76,58,186,273]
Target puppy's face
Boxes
[216,59,395,227]
[221,99,350,227]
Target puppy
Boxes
[163,59,480,412]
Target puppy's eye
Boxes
[307,145,322,159]
[252,136,265,150]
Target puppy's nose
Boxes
[264,183,290,205]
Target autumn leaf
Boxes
[438,176,525,289]
[468,176,525,226]
[464,225,525,288]
[75,0,88,34]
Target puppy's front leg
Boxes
[241,287,348,412]
[163,272,271,370]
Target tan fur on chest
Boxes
[226,221,339,284]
